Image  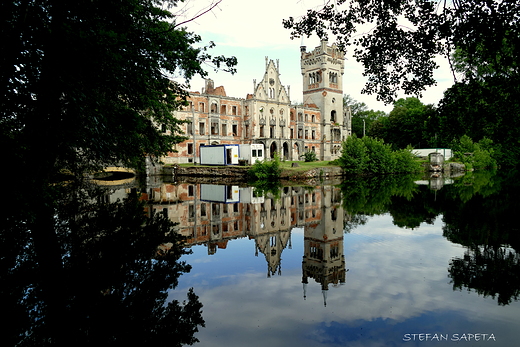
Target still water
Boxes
[158,173,520,347]
[3,171,520,346]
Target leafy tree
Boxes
[436,77,520,165]
[344,94,385,137]
[452,135,497,170]
[338,135,420,174]
[1,2,235,344]
[368,97,435,149]
[1,0,236,178]
[283,0,520,104]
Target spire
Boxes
[322,289,328,307]
[303,283,308,300]
[300,36,306,52]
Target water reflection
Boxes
[4,170,520,346]
[1,178,204,347]
[144,182,348,295]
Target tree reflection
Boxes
[449,246,520,306]
[340,170,520,306]
[0,179,204,347]
[442,171,520,306]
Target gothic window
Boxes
[211,102,218,113]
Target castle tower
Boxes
[301,186,346,305]
[300,40,346,161]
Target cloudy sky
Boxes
[173,0,455,112]
[169,214,520,347]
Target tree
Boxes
[1,0,237,178]
[283,0,520,104]
[368,97,435,149]
[436,77,520,164]
[1,3,235,344]
[343,94,385,137]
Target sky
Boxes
[173,0,455,113]
[169,214,520,347]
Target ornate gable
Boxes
[253,57,290,104]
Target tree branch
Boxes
[174,0,222,28]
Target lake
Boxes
[161,172,520,347]
[3,170,519,346]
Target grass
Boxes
[279,160,336,173]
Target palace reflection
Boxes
[107,180,349,301]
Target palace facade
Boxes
[161,40,351,164]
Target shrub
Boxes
[300,151,317,162]
[248,154,281,181]
[338,135,421,174]
[453,135,497,170]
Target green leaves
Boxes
[284,0,520,104]
[338,135,421,174]
[2,0,237,176]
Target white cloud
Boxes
[175,0,455,113]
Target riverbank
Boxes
[160,159,466,184]
[162,161,344,184]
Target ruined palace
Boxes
[161,40,351,164]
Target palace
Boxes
[161,40,352,164]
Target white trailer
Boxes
[239,143,265,164]
[199,144,240,165]
[200,184,240,203]
[200,184,264,204]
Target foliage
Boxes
[284,1,520,104]
[341,170,520,306]
[344,94,386,137]
[340,174,420,216]
[300,150,318,162]
[338,135,421,174]
[452,135,497,170]
[369,97,436,149]
[1,0,237,177]
[248,154,282,181]
[436,77,520,165]
[0,180,205,346]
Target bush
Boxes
[453,135,497,170]
[300,151,317,162]
[248,154,282,181]
[338,135,421,174]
